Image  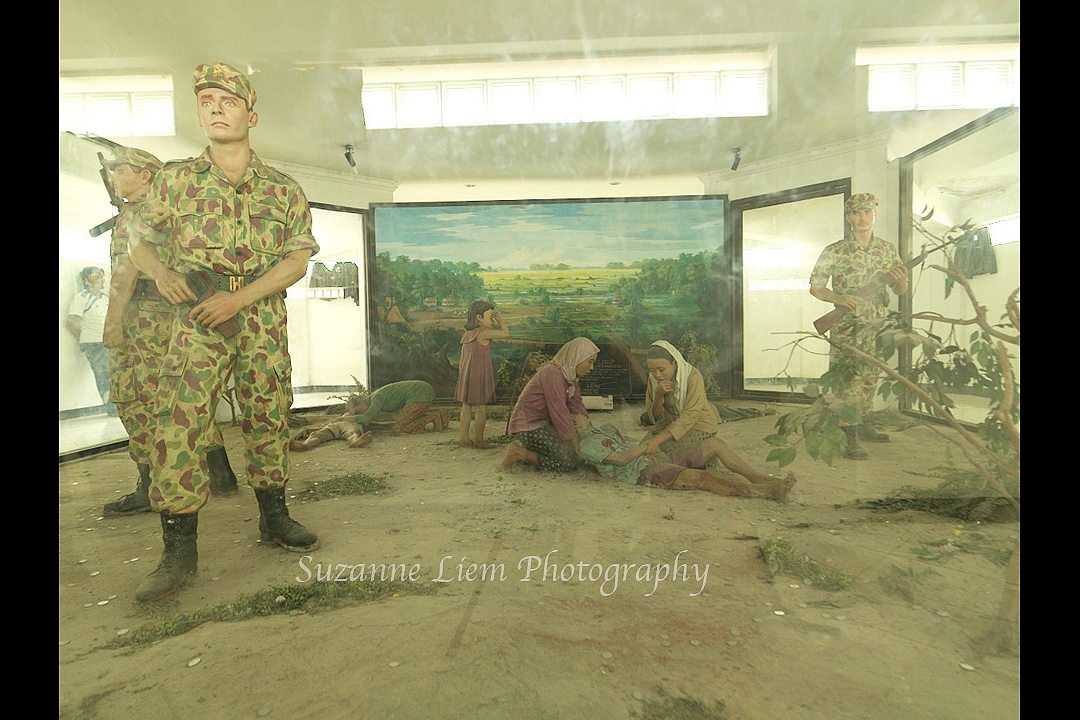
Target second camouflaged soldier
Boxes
[129,63,320,602]
[100,145,239,517]
[809,193,909,459]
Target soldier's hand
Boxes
[190,291,245,330]
[102,323,123,348]
[887,264,910,293]
[156,271,199,305]
[834,294,861,310]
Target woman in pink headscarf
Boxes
[502,337,600,472]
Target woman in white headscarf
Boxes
[503,337,600,471]
[641,340,791,487]
[640,340,721,455]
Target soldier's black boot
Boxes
[136,513,199,602]
[843,426,868,460]
[255,487,319,552]
[857,422,890,443]
[207,445,239,496]
[103,463,152,517]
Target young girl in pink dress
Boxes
[455,300,510,448]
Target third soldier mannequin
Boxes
[100,145,239,517]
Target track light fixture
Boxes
[344,145,357,168]
[730,147,741,172]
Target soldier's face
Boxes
[109,164,142,200]
[846,207,876,232]
[196,88,258,143]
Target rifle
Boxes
[89,152,123,237]
[812,253,926,334]
[812,222,980,334]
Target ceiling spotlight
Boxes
[730,147,741,172]
[344,145,357,168]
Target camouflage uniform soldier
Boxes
[129,63,319,602]
[100,146,239,517]
[809,193,909,459]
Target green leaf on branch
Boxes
[819,444,836,466]
[826,424,848,448]
[767,446,797,467]
[825,403,859,425]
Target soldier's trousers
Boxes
[150,295,292,515]
[828,314,886,419]
[110,299,225,468]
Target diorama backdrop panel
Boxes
[287,205,368,402]
[741,193,843,393]
[368,196,730,402]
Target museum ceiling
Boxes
[60,1,1019,193]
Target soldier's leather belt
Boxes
[206,272,262,292]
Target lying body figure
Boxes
[508,416,795,500]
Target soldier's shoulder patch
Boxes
[165,156,193,167]
[261,163,299,185]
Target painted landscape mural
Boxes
[367,197,731,401]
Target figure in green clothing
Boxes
[291,380,447,452]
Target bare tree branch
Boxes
[1006,288,1020,334]
[828,336,1020,505]
[923,263,1020,345]
[994,340,1021,455]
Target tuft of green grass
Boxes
[758,537,852,591]
[302,471,389,499]
[860,463,1019,522]
[116,580,433,646]
[633,686,728,720]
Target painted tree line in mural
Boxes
[368,249,732,400]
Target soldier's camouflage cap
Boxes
[845,193,879,212]
[192,62,257,108]
[108,146,162,173]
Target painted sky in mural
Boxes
[373,198,725,269]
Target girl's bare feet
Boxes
[459,439,475,449]
[474,438,491,449]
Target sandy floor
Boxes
[59,402,1019,719]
